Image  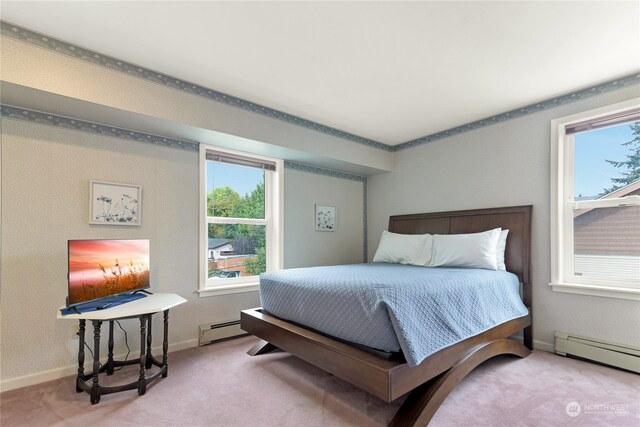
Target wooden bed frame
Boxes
[241,205,533,426]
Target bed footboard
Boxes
[390,338,530,426]
[241,307,531,403]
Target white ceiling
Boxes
[2,1,639,146]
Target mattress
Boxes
[260,263,528,367]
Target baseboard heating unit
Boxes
[555,331,640,373]
[199,319,247,346]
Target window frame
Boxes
[550,98,640,301]
[198,144,283,297]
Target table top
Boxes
[57,293,187,320]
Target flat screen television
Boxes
[67,239,150,307]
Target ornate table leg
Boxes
[162,310,169,378]
[138,315,147,395]
[76,320,86,392]
[91,320,102,404]
[106,320,115,375]
[145,315,153,369]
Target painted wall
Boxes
[0,118,364,387]
[284,169,364,268]
[0,22,369,391]
[1,20,637,392]
[368,84,640,351]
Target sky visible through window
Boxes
[574,122,637,198]
[207,162,264,197]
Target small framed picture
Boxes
[315,204,336,231]
[89,181,142,226]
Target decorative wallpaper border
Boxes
[2,20,638,154]
[363,180,368,261]
[0,104,369,262]
[0,104,200,151]
[0,21,391,152]
[393,73,640,151]
[0,105,368,188]
[283,160,367,184]
[3,20,639,155]
[284,160,368,262]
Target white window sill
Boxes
[198,282,260,297]
[550,282,640,301]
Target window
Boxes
[550,98,640,300]
[199,145,283,296]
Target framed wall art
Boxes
[315,204,336,231]
[89,180,142,226]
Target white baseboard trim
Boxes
[1,336,555,393]
[0,338,198,393]
[509,334,554,353]
[534,339,554,353]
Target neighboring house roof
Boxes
[214,254,255,259]
[575,179,640,218]
[599,179,640,200]
[208,238,232,249]
[575,195,598,201]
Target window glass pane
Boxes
[207,223,266,278]
[207,161,265,219]
[574,121,639,199]
[573,121,640,284]
[573,205,640,283]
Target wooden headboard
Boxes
[388,205,532,306]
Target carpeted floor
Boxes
[1,336,638,426]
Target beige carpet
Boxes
[1,336,638,426]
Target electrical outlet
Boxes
[72,324,80,339]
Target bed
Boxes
[241,205,532,426]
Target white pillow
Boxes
[496,229,509,271]
[430,228,501,270]
[373,230,433,266]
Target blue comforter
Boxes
[260,263,528,367]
